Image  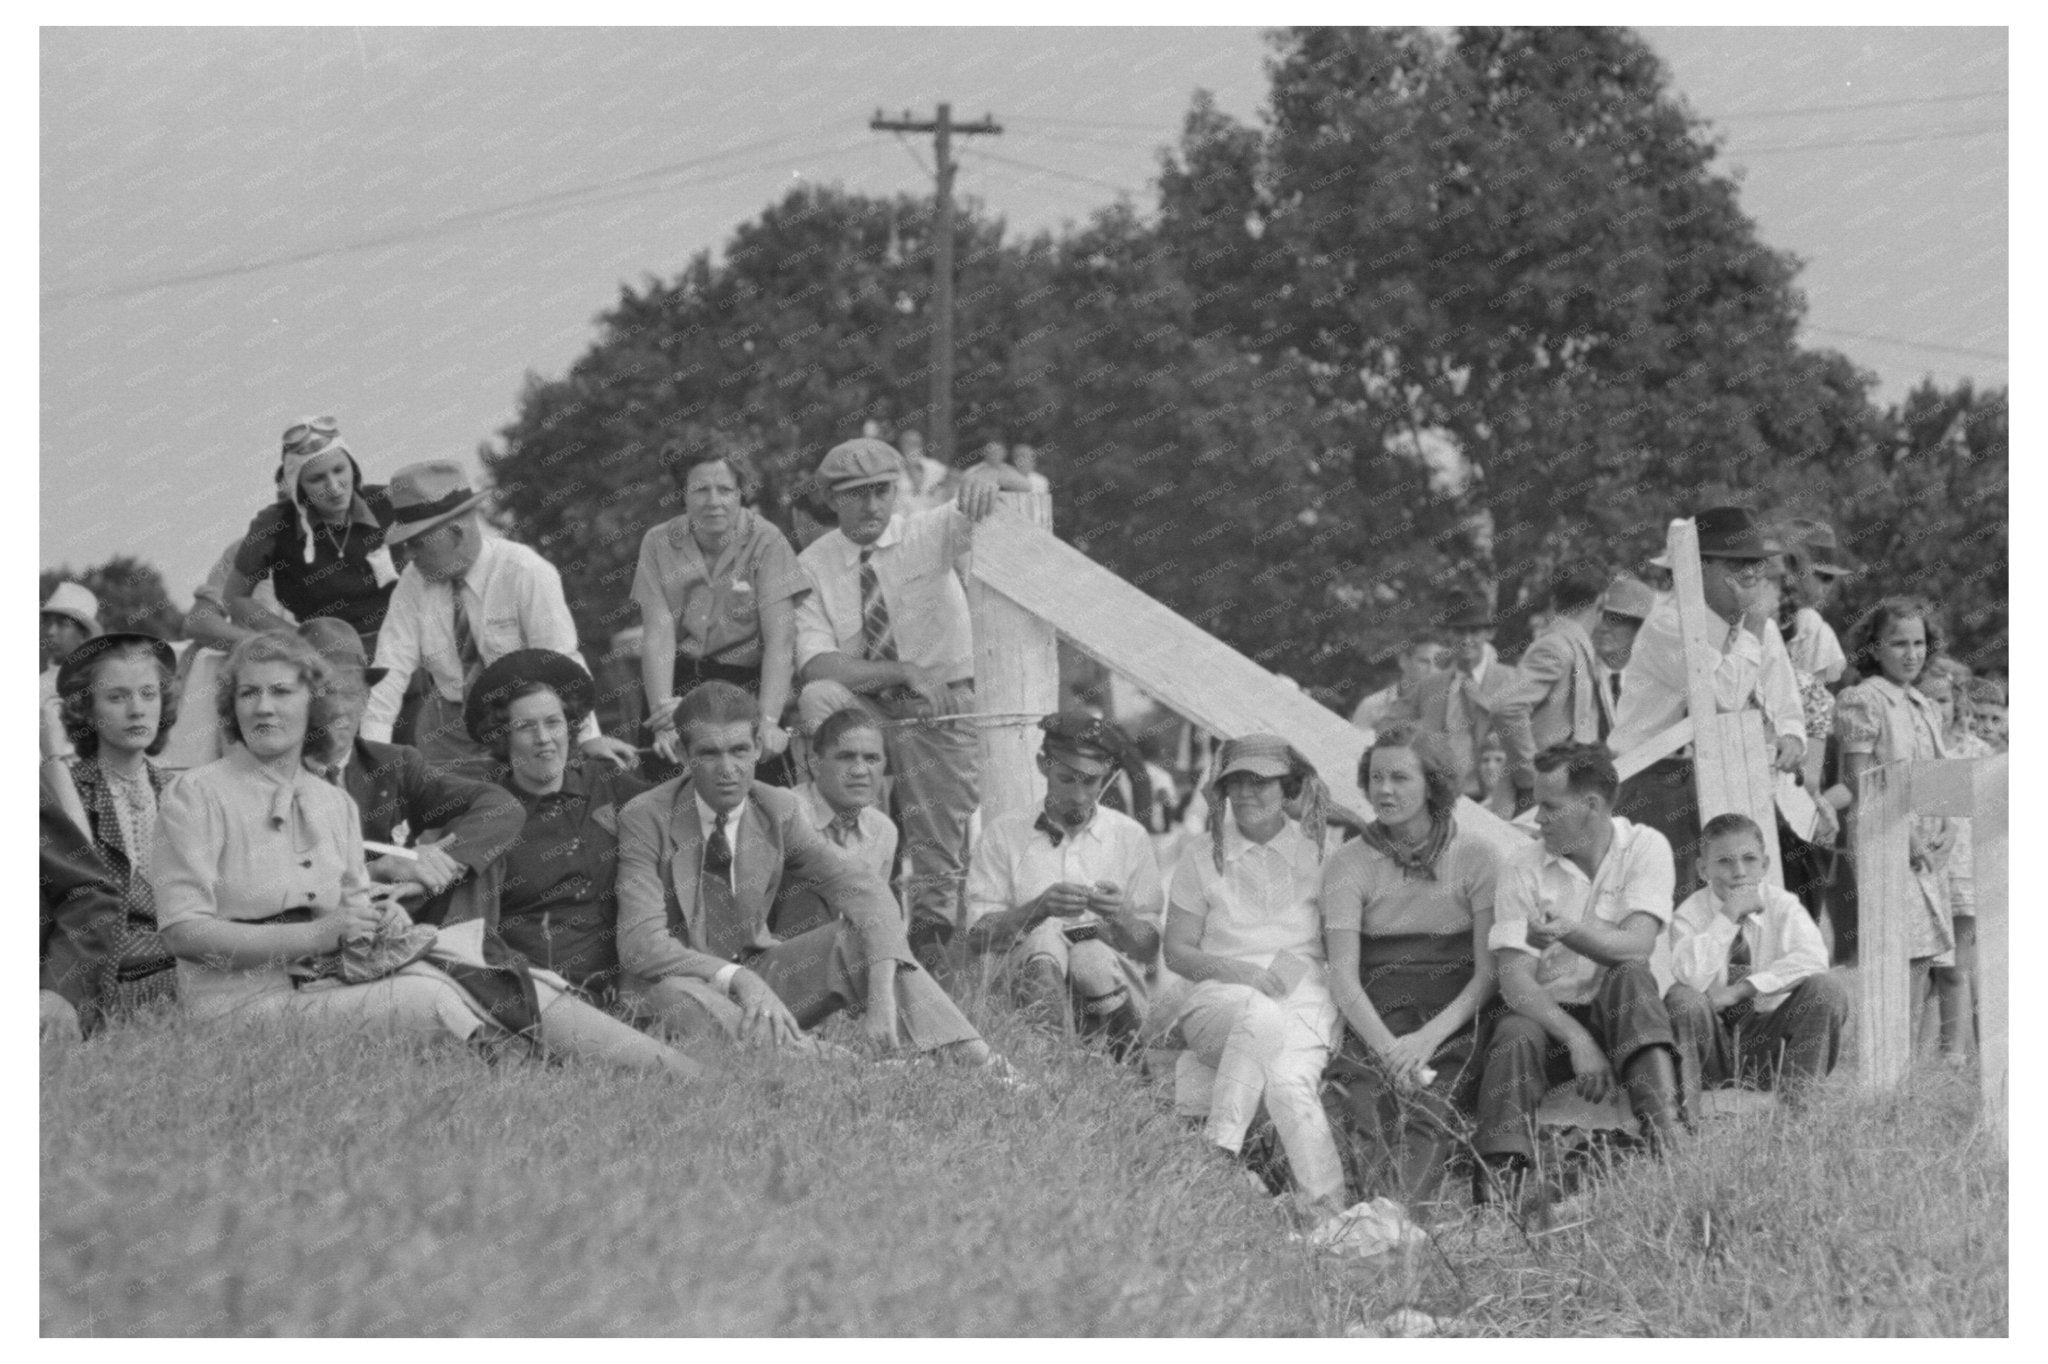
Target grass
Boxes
[41,981,2006,1337]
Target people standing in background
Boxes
[1593,575,1656,707]
[223,416,399,657]
[1966,677,2006,752]
[1387,593,1520,802]
[1497,568,1616,812]
[40,582,102,812]
[1011,443,1051,495]
[893,428,955,516]
[363,462,638,772]
[1917,657,1985,1063]
[1349,635,1447,737]
[633,438,808,776]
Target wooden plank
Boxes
[1971,754,2008,1137]
[967,508,1528,862]
[1614,715,1693,782]
[1855,761,1916,1090]
[968,492,1058,831]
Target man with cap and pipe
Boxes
[793,436,1033,966]
[1388,592,1523,807]
[298,618,526,926]
[965,711,1165,1058]
[1607,506,1807,900]
[360,461,639,773]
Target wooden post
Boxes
[1971,753,2008,1136]
[1854,761,1915,1090]
[1666,518,1783,883]
[969,492,1057,832]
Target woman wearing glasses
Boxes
[221,416,400,657]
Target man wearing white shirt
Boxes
[1663,813,1847,1104]
[363,462,637,772]
[1608,507,1807,899]
[966,712,1164,1058]
[1476,744,1685,1196]
[794,437,1028,962]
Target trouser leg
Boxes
[1662,984,1725,1119]
[1174,983,1263,1152]
[1474,1013,1567,1163]
[283,965,488,1042]
[1009,919,1074,1027]
[1743,971,1849,1092]
[532,979,706,1077]
[1935,915,1977,1059]
[633,975,745,1048]
[1067,937,1145,1059]
[885,702,980,949]
[1592,963,1682,1149]
[1261,997,1345,1205]
[1829,849,1861,964]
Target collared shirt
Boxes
[1834,675,1947,764]
[1786,607,1847,683]
[1665,882,1828,1014]
[362,536,599,746]
[966,803,1164,929]
[794,781,898,885]
[693,791,747,891]
[1608,595,1805,759]
[1167,818,1326,969]
[795,506,975,681]
[1488,816,1676,1006]
[629,509,807,668]
[151,745,370,1014]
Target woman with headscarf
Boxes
[51,632,184,1026]
[1320,723,1502,1210]
[1157,734,1348,1218]
[633,437,807,771]
[222,416,398,656]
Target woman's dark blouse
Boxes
[233,485,396,640]
[491,759,651,997]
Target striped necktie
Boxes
[858,549,898,662]
[1726,927,1752,987]
[450,574,482,684]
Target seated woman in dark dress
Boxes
[222,416,398,657]
[1320,723,1503,1210]
[465,649,652,1006]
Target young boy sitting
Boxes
[1662,813,1849,1110]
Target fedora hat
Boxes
[1693,506,1782,560]
[56,631,176,695]
[465,648,596,745]
[1600,574,1658,622]
[1782,515,1859,577]
[383,461,490,547]
[297,618,388,687]
[41,582,102,638]
[1441,591,1495,631]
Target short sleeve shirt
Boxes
[1487,817,1676,1006]
[965,805,1163,929]
[1167,819,1326,968]
[1834,676,1947,764]
[1320,828,1499,940]
[630,509,807,668]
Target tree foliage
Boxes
[39,556,183,639]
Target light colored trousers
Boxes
[1170,977,1346,1204]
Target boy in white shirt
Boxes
[1663,813,1848,1106]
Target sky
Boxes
[39,25,2009,611]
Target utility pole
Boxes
[871,104,1001,467]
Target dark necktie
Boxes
[859,549,898,662]
[1034,812,1066,848]
[705,811,733,879]
[827,810,861,848]
[699,811,752,961]
[1726,927,1753,987]
[450,575,482,684]
[1609,671,1623,705]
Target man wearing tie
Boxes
[1390,592,1521,803]
[793,437,1032,965]
[361,461,638,773]
[1497,568,1616,813]
[612,681,996,1063]
[297,618,525,925]
[1594,574,1657,708]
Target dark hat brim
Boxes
[463,649,596,743]
[383,489,490,546]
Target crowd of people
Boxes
[38,419,2006,1232]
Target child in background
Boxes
[1920,660,1989,1063]
[1966,677,2007,753]
[1661,814,1846,1108]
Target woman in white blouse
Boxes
[1158,734,1347,1217]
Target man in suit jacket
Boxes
[1390,593,1521,801]
[614,680,994,1062]
[300,620,525,925]
[1497,568,1615,809]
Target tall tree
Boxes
[40,556,182,639]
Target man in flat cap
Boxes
[793,437,1033,966]
[965,711,1164,1057]
[361,461,638,772]
[1608,506,1807,900]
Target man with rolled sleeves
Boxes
[965,712,1164,1058]
[1496,567,1615,810]
[1475,743,1685,1202]
[793,437,1031,964]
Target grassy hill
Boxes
[41,988,2005,1336]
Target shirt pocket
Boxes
[481,614,526,655]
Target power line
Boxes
[1732,122,2006,155]
[891,130,933,178]
[962,147,1131,195]
[1807,325,2007,362]
[45,123,861,306]
[1006,112,1172,132]
[1712,87,2007,121]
